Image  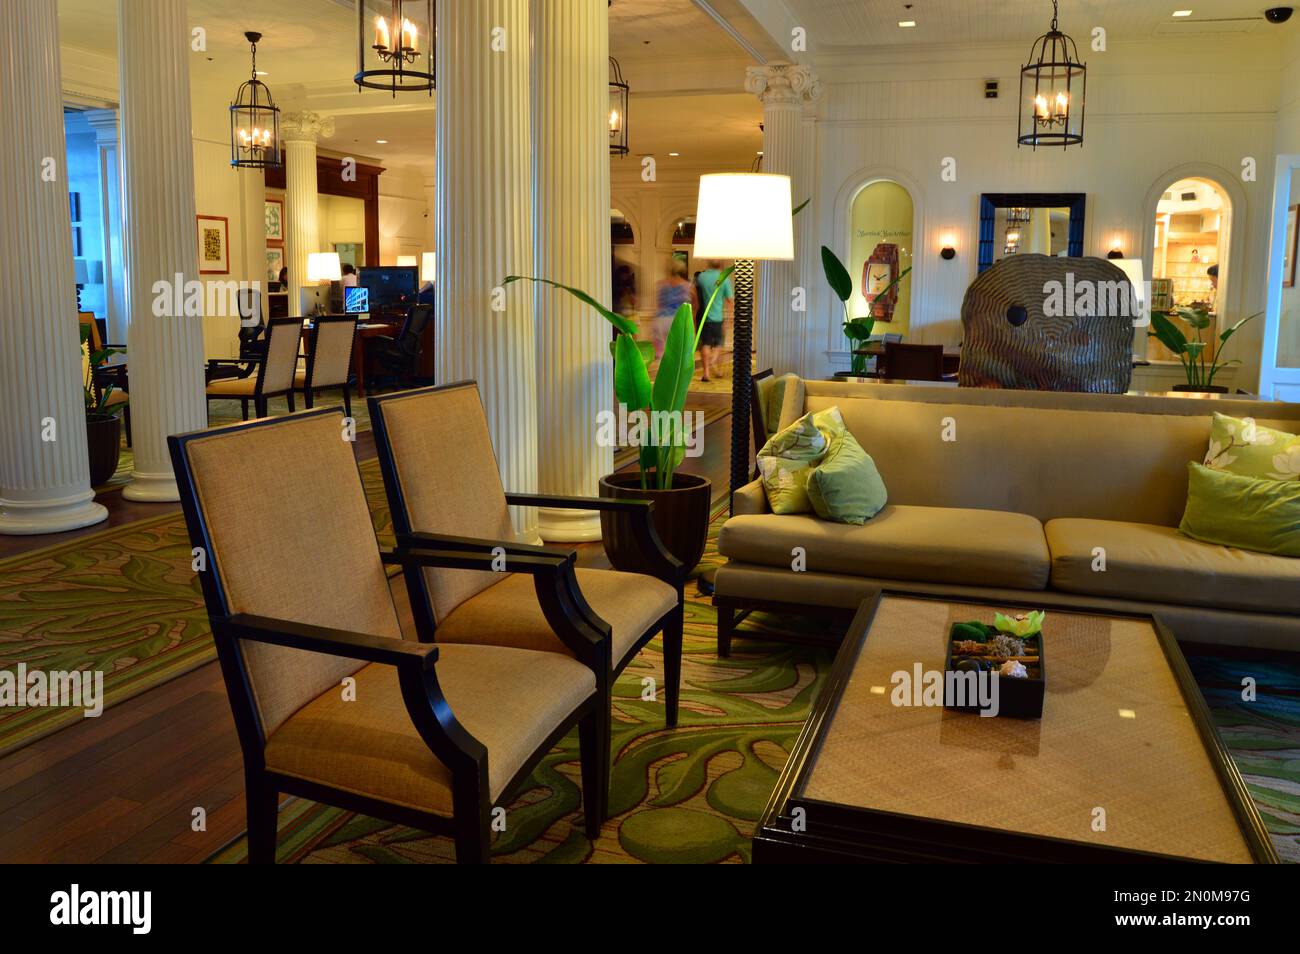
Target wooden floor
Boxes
[0,397,742,863]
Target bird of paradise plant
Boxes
[1148,306,1260,391]
[820,245,912,375]
[80,325,125,419]
[503,271,736,490]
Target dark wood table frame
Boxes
[753,591,1280,864]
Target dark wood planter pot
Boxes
[598,472,712,574]
[1172,384,1230,394]
[86,414,122,488]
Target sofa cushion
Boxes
[1180,462,1300,557]
[1045,518,1300,614]
[718,505,1050,590]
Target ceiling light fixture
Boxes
[899,20,916,27]
[376,139,388,144]
[229,31,280,169]
[1018,0,1086,150]
[355,0,435,97]
[609,56,630,156]
[1172,10,1193,16]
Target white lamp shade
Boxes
[421,252,436,283]
[1113,258,1146,311]
[396,255,418,267]
[307,252,342,282]
[693,173,794,261]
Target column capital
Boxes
[745,62,822,108]
[281,110,335,143]
[83,107,119,144]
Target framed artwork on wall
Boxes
[1284,204,1298,289]
[266,247,284,286]
[265,197,284,245]
[196,214,230,275]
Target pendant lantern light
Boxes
[229,32,280,169]
[355,0,435,97]
[1017,0,1086,149]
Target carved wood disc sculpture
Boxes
[959,254,1135,392]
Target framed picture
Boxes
[196,214,230,275]
[266,247,285,286]
[1285,204,1298,289]
[265,197,284,245]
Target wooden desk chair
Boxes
[369,383,686,808]
[881,342,945,381]
[79,311,131,445]
[205,317,300,421]
[297,315,357,417]
[168,409,606,863]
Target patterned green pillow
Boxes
[756,408,843,514]
[1203,413,1300,481]
[1180,462,1300,556]
[806,428,888,525]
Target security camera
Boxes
[1265,7,1293,24]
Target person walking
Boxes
[694,259,733,382]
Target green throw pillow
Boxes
[806,428,888,525]
[1203,413,1300,481]
[757,411,829,514]
[1179,462,1300,557]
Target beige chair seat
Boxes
[206,377,256,397]
[1045,518,1300,614]
[264,642,595,815]
[718,506,1051,591]
[435,568,678,664]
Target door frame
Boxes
[1260,154,1300,401]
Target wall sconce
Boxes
[1106,233,1124,259]
[939,232,957,260]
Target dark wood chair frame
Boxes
[205,317,301,421]
[750,367,775,480]
[368,382,688,813]
[167,408,607,864]
[298,314,357,418]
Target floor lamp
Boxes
[693,173,796,507]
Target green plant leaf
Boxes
[1174,307,1213,330]
[613,333,652,411]
[792,198,810,217]
[503,275,639,337]
[1219,311,1262,343]
[820,246,853,304]
[654,302,696,418]
[1149,311,1188,355]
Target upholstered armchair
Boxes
[297,314,357,417]
[205,316,301,420]
[368,383,687,804]
[168,410,608,863]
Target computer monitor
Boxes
[344,286,370,314]
[357,266,419,315]
[299,285,330,317]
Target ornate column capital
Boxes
[745,62,822,108]
[281,110,335,143]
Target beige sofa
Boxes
[716,379,1300,652]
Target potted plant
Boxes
[503,272,736,572]
[81,327,126,487]
[819,246,912,377]
[1148,306,1260,394]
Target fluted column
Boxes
[794,84,823,377]
[85,108,126,345]
[118,0,206,502]
[0,0,107,534]
[746,62,820,375]
[531,0,612,542]
[282,112,333,310]
[437,0,538,540]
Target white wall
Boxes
[378,165,431,265]
[800,35,1288,389]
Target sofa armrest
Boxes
[733,478,770,515]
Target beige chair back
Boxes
[309,317,357,388]
[180,411,401,735]
[372,383,515,622]
[261,318,301,395]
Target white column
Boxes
[282,112,333,310]
[118,0,207,502]
[85,108,126,346]
[746,62,820,375]
[0,0,107,534]
[531,0,612,542]
[794,81,823,377]
[436,0,539,540]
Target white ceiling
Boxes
[57,0,765,172]
[763,0,1285,51]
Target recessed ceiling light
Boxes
[756,151,763,156]
[899,20,916,28]
[255,70,269,76]
[376,139,388,144]
[668,151,680,157]
[1172,9,1192,16]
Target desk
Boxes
[854,343,961,378]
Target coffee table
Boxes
[753,592,1278,863]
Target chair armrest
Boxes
[384,538,576,574]
[733,478,770,516]
[505,491,654,514]
[214,613,437,670]
[208,357,261,367]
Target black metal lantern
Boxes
[229,32,280,169]
[609,56,629,156]
[355,0,435,96]
[1017,0,1086,150]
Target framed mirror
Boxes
[978,193,1086,272]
